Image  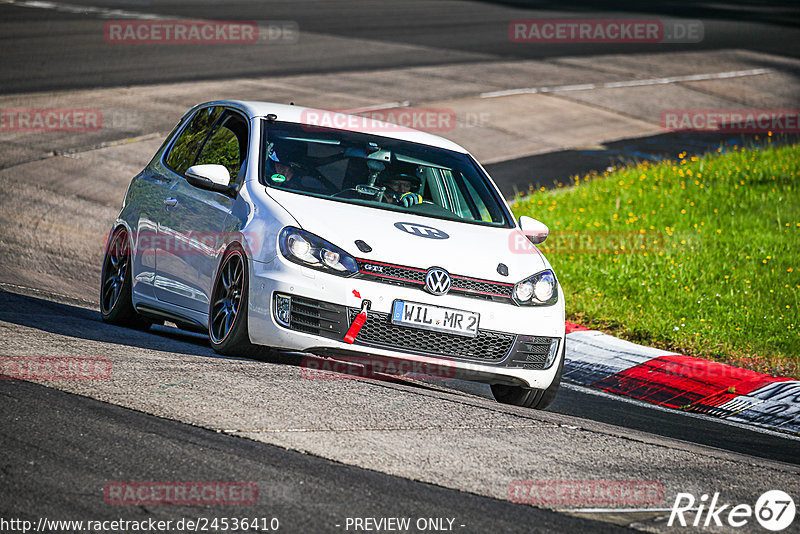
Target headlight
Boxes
[513,269,558,306]
[513,281,534,301]
[279,227,358,276]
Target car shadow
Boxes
[0,289,219,358]
[486,132,800,197]
[0,289,467,395]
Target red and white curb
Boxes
[563,323,800,436]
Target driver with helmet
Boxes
[267,142,313,186]
[381,172,423,207]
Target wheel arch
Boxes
[104,220,135,255]
[214,240,247,281]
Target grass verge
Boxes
[512,141,799,378]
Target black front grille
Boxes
[348,309,515,362]
[287,296,348,340]
[279,295,556,371]
[451,275,514,299]
[357,261,427,284]
[355,259,514,304]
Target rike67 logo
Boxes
[669,490,795,531]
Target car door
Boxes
[153,105,223,305]
[156,108,249,313]
[127,170,173,301]
[127,112,197,300]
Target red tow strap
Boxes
[344,300,370,344]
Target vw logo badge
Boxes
[425,268,452,296]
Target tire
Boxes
[491,340,565,410]
[100,227,151,329]
[208,246,256,356]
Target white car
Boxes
[101,100,566,409]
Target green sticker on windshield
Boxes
[271,173,286,183]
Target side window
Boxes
[194,112,249,182]
[463,179,492,222]
[440,170,468,218]
[165,106,223,175]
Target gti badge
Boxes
[363,263,384,273]
[425,268,451,295]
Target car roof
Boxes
[206,100,469,154]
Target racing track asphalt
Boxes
[1,286,799,533]
[2,0,799,94]
[3,288,799,467]
[0,378,627,533]
[1,1,799,531]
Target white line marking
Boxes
[222,423,555,433]
[0,281,95,306]
[11,0,166,19]
[560,507,689,514]
[342,101,411,114]
[480,88,538,98]
[480,68,774,98]
[541,83,597,93]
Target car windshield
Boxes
[260,121,510,227]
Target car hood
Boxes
[267,189,546,283]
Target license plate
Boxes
[391,300,479,338]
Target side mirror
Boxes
[518,216,549,245]
[185,164,235,197]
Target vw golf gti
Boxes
[101,101,566,408]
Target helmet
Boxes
[380,172,422,191]
[380,172,423,206]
